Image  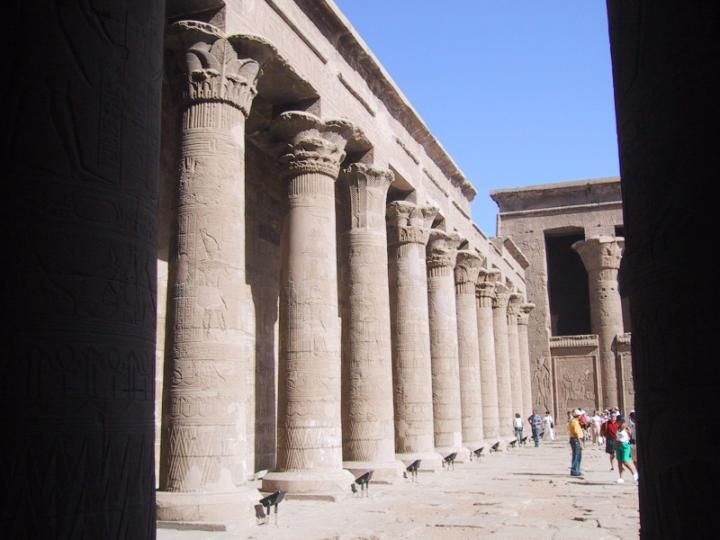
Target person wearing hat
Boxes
[601,411,620,471]
[568,409,584,476]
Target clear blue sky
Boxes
[333,0,619,235]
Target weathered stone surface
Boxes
[518,303,536,417]
[455,251,484,451]
[427,229,465,456]
[572,236,625,409]
[507,292,524,416]
[262,111,360,495]
[159,22,271,519]
[340,163,403,481]
[493,283,514,438]
[387,201,443,469]
[477,269,501,441]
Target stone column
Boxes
[427,230,466,458]
[573,236,625,409]
[493,283,514,439]
[6,1,163,536]
[507,293,524,417]
[262,112,359,496]
[340,164,403,483]
[387,202,443,470]
[477,270,501,441]
[518,303,536,418]
[455,251,484,452]
[159,23,272,521]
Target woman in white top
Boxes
[542,411,555,440]
[513,413,523,442]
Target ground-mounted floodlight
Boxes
[508,439,517,449]
[353,470,373,497]
[490,441,501,453]
[442,452,457,470]
[257,490,286,525]
[405,459,421,482]
[520,436,528,446]
[470,447,484,461]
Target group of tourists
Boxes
[513,410,557,447]
[567,407,638,483]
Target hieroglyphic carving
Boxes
[387,202,440,461]
[455,251,484,447]
[161,22,271,497]
[263,112,361,493]
[340,164,398,471]
[532,356,554,415]
[426,230,464,452]
[552,355,599,414]
[573,236,625,408]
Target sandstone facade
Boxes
[152,0,530,519]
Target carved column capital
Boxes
[572,236,625,274]
[386,201,438,247]
[475,268,500,307]
[492,283,511,310]
[342,164,394,230]
[427,230,462,276]
[168,20,276,116]
[272,112,362,180]
[517,303,535,326]
[454,251,483,295]
[506,292,523,319]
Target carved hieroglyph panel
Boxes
[552,355,599,415]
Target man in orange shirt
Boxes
[568,409,584,477]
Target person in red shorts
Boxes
[601,411,620,470]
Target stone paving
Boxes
[158,438,639,539]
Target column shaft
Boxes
[427,231,464,455]
[507,294,523,417]
[341,164,402,481]
[387,202,442,469]
[477,272,500,441]
[160,29,266,520]
[493,285,514,438]
[573,237,625,409]
[455,252,484,450]
[518,304,535,418]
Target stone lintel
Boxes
[549,334,599,352]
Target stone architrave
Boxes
[518,303,536,417]
[262,112,360,496]
[493,282,514,439]
[340,164,404,482]
[454,251,484,452]
[159,23,273,521]
[572,236,625,409]
[387,202,443,470]
[477,270,501,441]
[507,293,524,417]
[427,230,466,458]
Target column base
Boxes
[343,460,405,484]
[396,451,444,472]
[261,468,355,500]
[156,488,261,523]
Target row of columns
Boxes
[157,21,536,520]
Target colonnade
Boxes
[156,21,535,520]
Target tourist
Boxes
[513,413,523,443]
[542,410,555,440]
[628,410,638,468]
[528,410,543,447]
[568,409,583,476]
[614,415,638,483]
[601,411,620,470]
[591,410,603,446]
